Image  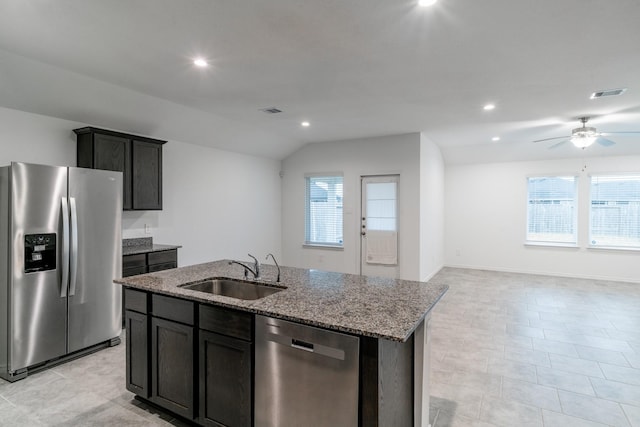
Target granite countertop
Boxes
[122,237,181,256]
[114,260,448,342]
[123,243,182,256]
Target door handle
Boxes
[60,198,69,297]
[69,197,78,296]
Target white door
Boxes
[360,175,399,278]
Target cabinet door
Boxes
[93,133,132,210]
[125,310,149,397]
[151,317,195,420]
[132,140,162,210]
[199,330,252,427]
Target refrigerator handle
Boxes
[69,197,79,296]
[60,197,70,298]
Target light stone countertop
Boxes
[114,260,448,342]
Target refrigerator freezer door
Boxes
[9,162,68,370]
[67,167,122,353]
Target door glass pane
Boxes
[366,182,396,231]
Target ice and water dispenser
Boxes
[24,233,56,273]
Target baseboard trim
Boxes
[442,263,640,284]
[421,264,445,283]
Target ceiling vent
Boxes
[590,88,627,99]
[260,107,283,114]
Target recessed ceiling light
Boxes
[492,136,500,142]
[483,104,496,111]
[193,58,208,68]
[301,121,310,127]
[418,0,438,6]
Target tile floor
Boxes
[0,267,638,426]
[429,268,640,427]
[0,334,187,426]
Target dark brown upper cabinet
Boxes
[74,127,166,211]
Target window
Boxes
[305,175,343,247]
[526,176,577,244]
[590,174,640,248]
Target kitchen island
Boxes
[115,260,448,427]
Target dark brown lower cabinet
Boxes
[123,287,422,427]
[125,310,149,398]
[199,331,252,427]
[151,317,195,420]
[121,250,178,327]
[123,249,178,277]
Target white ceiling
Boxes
[1,0,639,163]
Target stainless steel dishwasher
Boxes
[255,315,360,427]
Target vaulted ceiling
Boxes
[1,0,639,163]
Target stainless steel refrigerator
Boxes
[0,162,122,382]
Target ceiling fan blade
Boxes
[533,135,571,143]
[597,137,616,147]
[600,131,640,134]
[548,140,569,149]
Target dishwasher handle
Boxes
[265,331,346,361]
[291,339,314,352]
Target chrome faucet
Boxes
[229,253,261,279]
[248,253,261,279]
[265,253,280,282]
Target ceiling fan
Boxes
[534,116,640,149]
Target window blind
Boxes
[590,174,640,248]
[526,176,577,244]
[305,176,343,246]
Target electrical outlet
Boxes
[144,224,151,234]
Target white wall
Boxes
[0,106,77,166]
[0,106,282,267]
[281,133,423,280]
[420,133,445,281]
[444,156,640,283]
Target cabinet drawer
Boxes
[152,294,194,325]
[147,262,176,273]
[123,253,146,269]
[123,266,147,277]
[200,305,253,341]
[125,288,148,314]
[148,250,177,266]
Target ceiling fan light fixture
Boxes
[571,134,596,148]
[571,121,598,148]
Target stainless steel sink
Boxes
[179,278,284,300]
